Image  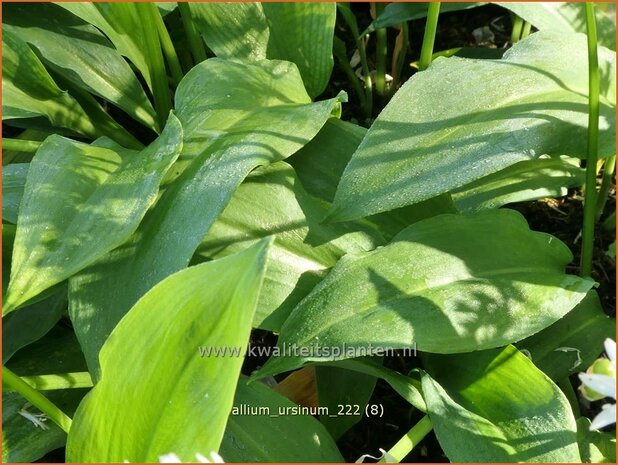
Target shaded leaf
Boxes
[2,290,67,364]
[255,209,593,378]
[422,345,580,462]
[4,114,183,314]
[498,2,616,50]
[2,163,28,224]
[2,28,97,139]
[315,365,378,439]
[452,156,585,212]
[2,326,89,463]
[221,379,343,462]
[517,290,615,380]
[367,2,485,34]
[328,30,616,221]
[66,239,271,462]
[577,417,617,463]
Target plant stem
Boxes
[333,37,366,110]
[178,3,208,65]
[2,138,42,153]
[381,415,433,462]
[520,20,532,40]
[418,2,441,71]
[3,372,94,391]
[137,3,172,131]
[511,15,524,44]
[595,155,616,221]
[338,3,373,118]
[374,3,388,96]
[155,12,184,88]
[2,366,72,433]
[580,2,600,278]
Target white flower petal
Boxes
[604,338,616,367]
[579,373,616,400]
[159,453,182,463]
[590,404,616,430]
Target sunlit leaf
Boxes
[255,209,593,378]
[189,2,336,97]
[422,345,580,462]
[328,30,615,221]
[66,239,271,462]
[69,58,343,377]
[4,114,183,314]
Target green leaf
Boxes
[498,2,616,50]
[2,390,79,463]
[4,114,183,314]
[366,2,485,34]
[66,239,271,462]
[422,345,580,462]
[315,365,378,440]
[2,28,97,139]
[4,3,157,131]
[69,58,343,377]
[2,326,89,463]
[328,30,616,221]
[2,290,66,363]
[517,290,615,380]
[57,3,156,94]
[193,161,384,331]
[577,417,617,463]
[2,163,28,224]
[322,359,426,412]
[220,379,343,462]
[254,209,593,378]
[452,156,585,212]
[189,2,336,97]
[289,118,458,240]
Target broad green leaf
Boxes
[4,114,183,314]
[577,417,617,463]
[189,2,336,97]
[422,346,580,462]
[498,2,616,50]
[4,4,157,131]
[67,239,271,462]
[2,28,97,139]
[452,156,585,212]
[68,58,343,377]
[322,359,426,412]
[315,365,378,440]
[289,118,458,240]
[2,163,28,224]
[193,161,384,331]
[220,379,343,462]
[57,3,158,94]
[2,326,89,463]
[254,209,593,378]
[366,2,485,34]
[328,30,616,221]
[517,290,615,380]
[2,290,66,363]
